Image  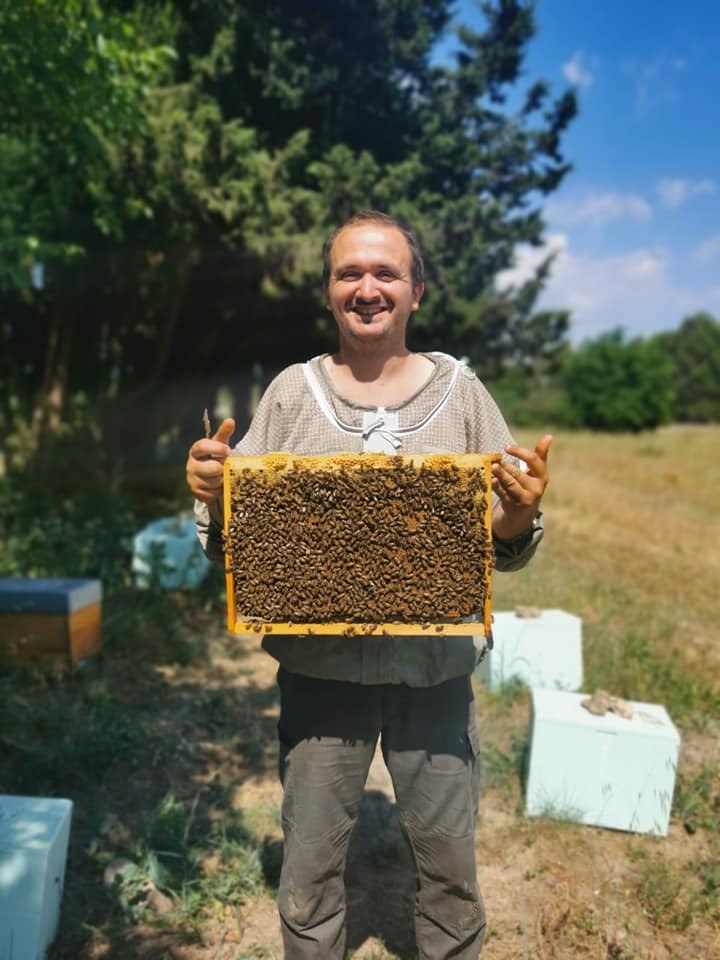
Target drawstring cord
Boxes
[361,416,402,450]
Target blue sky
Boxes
[448,0,720,343]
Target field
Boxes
[1,424,719,959]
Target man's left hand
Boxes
[491,434,552,540]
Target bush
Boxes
[562,328,675,431]
[0,480,137,593]
[484,371,572,429]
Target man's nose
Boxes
[357,273,379,299]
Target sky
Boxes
[447,0,720,344]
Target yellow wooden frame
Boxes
[223,452,500,638]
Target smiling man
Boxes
[187,210,551,959]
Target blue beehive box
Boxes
[132,515,210,590]
[0,578,102,668]
[475,608,583,691]
[0,796,73,960]
[525,688,680,836]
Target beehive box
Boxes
[525,688,680,836]
[132,515,211,590]
[223,452,500,637]
[0,795,73,960]
[474,608,583,691]
[0,577,102,669]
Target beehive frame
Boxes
[223,452,501,637]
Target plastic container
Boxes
[525,688,680,836]
[132,516,210,590]
[0,795,73,960]
[475,608,583,691]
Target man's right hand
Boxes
[186,418,235,503]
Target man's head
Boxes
[322,210,425,353]
[322,210,424,293]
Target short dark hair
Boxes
[321,210,425,291]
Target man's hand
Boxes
[186,418,235,503]
[491,434,552,540]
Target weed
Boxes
[0,684,149,793]
[487,675,528,706]
[584,631,720,727]
[481,736,529,791]
[672,765,720,834]
[630,842,720,933]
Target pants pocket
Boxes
[283,737,370,844]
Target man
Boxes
[187,210,551,958]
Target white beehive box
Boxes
[475,609,583,691]
[0,796,73,960]
[525,689,680,836]
[132,515,210,590]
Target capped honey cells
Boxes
[223,454,497,630]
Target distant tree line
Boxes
[557,311,720,431]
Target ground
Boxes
[45,624,719,960]
[27,425,720,959]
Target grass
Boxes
[493,423,720,720]
[1,424,719,959]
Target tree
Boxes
[652,313,720,422]
[0,0,172,289]
[0,0,172,446]
[1,0,577,467]
[562,329,675,432]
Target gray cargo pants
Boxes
[276,668,485,959]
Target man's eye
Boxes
[377,271,396,281]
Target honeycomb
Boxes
[223,453,499,636]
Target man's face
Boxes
[326,223,424,351]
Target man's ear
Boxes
[411,282,425,311]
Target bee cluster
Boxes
[224,456,493,625]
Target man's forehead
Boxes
[331,224,412,269]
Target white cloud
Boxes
[546,191,652,227]
[624,54,688,112]
[495,234,567,291]
[563,51,594,89]
[656,178,716,208]
[694,233,720,264]
[496,236,716,342]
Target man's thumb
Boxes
[213,418,236,446]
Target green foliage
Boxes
[673,767,720,835]
[631,843,720,930]
[561,328,675,431]
[0,0,173,289]
[584,631,720,728]
[0,478,136,589]
[99,790,268,928]
[652,312,720,422]
[481,737,529,790]
[0,0,577,461]
[484,369,572,429]
[0,683,149,792]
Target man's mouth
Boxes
[351,304,388,323]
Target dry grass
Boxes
[494,424,720,687]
